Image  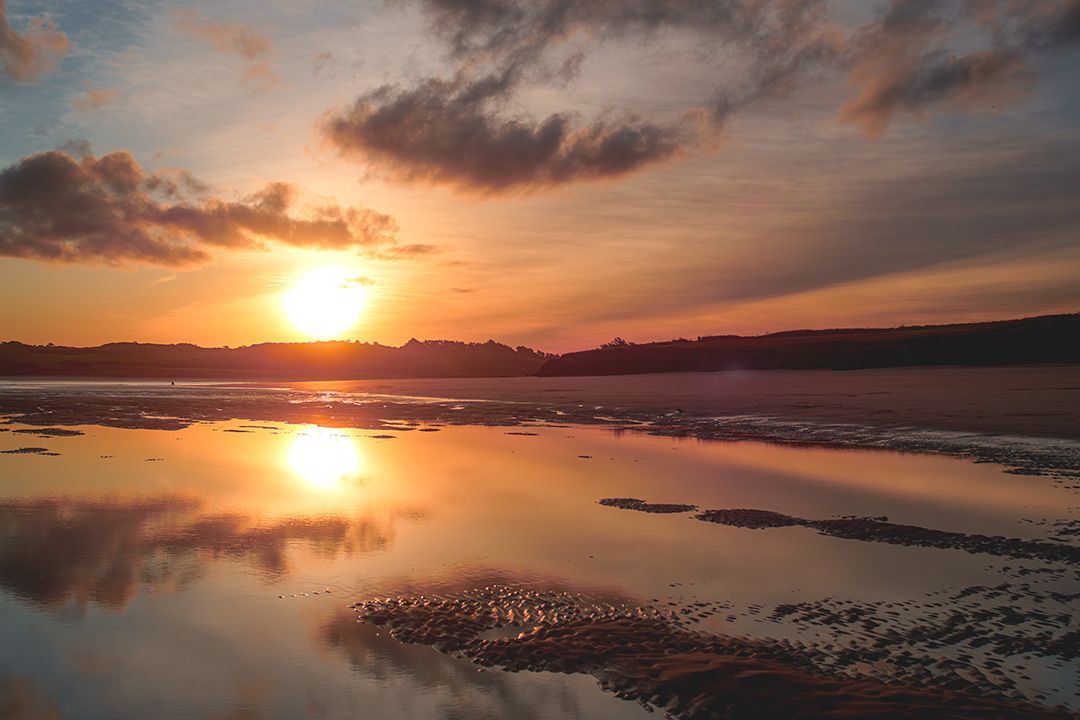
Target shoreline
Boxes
[2,364,1078,438]
[281,365,1080,440]
[2,368,1080,481]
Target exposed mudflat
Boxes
[0,446,58,455]
[283,366,1080,439]
[598,498,699,513]
[1,372,1079,481]
[690,508,1080,564]
[11,427,84,437]
[349,586,1075,720]
[586,493,1079,714]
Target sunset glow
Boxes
[0,0,1075,350]
[2,3,1078,718]
[286,426,363,490]
[281,268,369,340]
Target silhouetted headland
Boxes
[538,314,1080,377]
[0,339,550,380]
[2,314,1077,380]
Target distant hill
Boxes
[0,339,550,380]
[4,314,1077,381]
[538,314,1080,376]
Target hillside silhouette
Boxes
[2,314,1077,380]
[0,339,549,380]
[538,314,1080,376]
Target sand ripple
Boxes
[349,586,1075,719]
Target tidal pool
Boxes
[0,386,1076,719]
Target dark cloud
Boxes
[835,0,1074,137]
[0,148,400,267]
[414,0,760,76]
[1025,0,1080,49]
[324,0,1080,192]
[324,73,708,193]
[839,47,1032,138]
[0,0,69,83]
[324,0,838,192]
[414,0,841,111]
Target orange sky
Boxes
[1,0,1078,352]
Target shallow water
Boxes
[0,383,1077,718]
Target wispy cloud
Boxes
[72,85,121,111]
[834,0,1074,137]
[369,243,439,260]
[172,7,279,88]
[0,0,69,83]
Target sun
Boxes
[282,267,368,340]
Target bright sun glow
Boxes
[286,426,363,490]
[282,267,368,340]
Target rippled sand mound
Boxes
[349,586,1075,720]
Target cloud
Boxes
[1035,0,1080,47]
[370,242,439,259]
[839,47,1032,138]
[413,0,779,71]
[323,0,837,193]
[0,0,69,83]
[324,73,710,193]
[593,130,1080,323]
[312,51,332,77]
[323,0,1080,193]
[0,147,400,267]
[836,0,1056,137]
[72,85,121,111]
[172,7,279,88]
[172,7,270,60]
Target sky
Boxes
[1,0,1078,352]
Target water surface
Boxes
[0,382,1076,718]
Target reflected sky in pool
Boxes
[0,414,1076,718]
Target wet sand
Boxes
[2,371,1079,481]
[289,365,1080,439]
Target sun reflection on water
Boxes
[286,426,363,490]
